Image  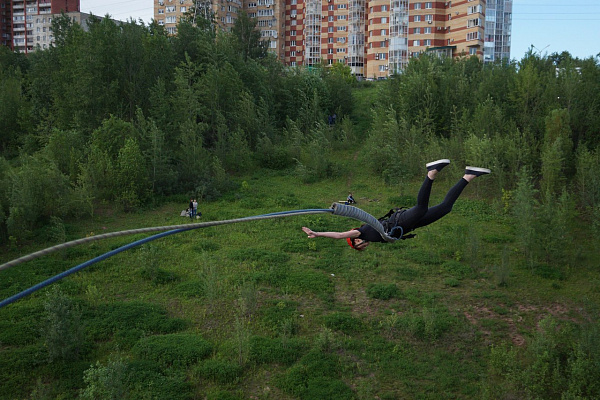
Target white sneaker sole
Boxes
[426,159,451,168]
[465,166,491,174]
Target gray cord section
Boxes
[330,203,397,242]
[0,209,334,271]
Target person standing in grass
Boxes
[302,159,491,251]
[193,199,198,218]
[189,199,194,219]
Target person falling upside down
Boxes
[302,159,491,251]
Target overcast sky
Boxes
[80,0,599,61]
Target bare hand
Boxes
[302,227,317,238]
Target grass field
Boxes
[2,152,599,399]
[1,86,599,399]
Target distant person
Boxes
[193,199,198,217]
[302,159,491,251]
[346,193,356,204]
[189,199,194,219]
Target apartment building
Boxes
[5,0,79,52]
[1,0,11,47]
[155,0,509,78]
[483,0,511,63]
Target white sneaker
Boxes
[465,166,491,176]
[426,159,451,172]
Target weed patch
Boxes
[249,336,307,365]
[195,359,244,384]
[132,334,213,367]
[366,283,399,300]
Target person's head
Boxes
[346,237,369,251]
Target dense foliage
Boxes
[1,13,600,400]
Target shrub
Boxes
[42,286,83,362]
[132,334,213,367]
[79,357,128,400]
[366,283,399,300]
[275,350,353,400]
[324,312,363,334]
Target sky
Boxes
[80,0,599,61]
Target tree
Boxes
[231,11,268,61]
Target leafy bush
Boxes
[275,350,353,400]
[324,312,363,334]
[132,334,213,367]
[366,283,399,300]
[42,286,84,362]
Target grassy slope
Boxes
[1,88,599,399]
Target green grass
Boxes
[1,149,600,399]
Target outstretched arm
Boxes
[302,227,361,240]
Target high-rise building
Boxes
[155,0,509,78]
[1,0,12,48]
[6,0,80,53]
[483,0,512,63]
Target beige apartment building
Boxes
[154,0,509,78]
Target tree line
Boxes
[0,13,354,242]
[0,12,599,250]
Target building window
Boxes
[338,15,346,20]
[379,65,386,71]
[381,5,388,11]
[413,39,420,46]
[424,27,431,34]
[291,61,297,66]
[166,6,175,12]
[328,16,334,21]
[467,5,482,14]
[158,9,164,14]
[338,4,347,9]
[424,39,431,46]
[414,27,420,34]
[291,50,296,56]
[290,40,296,46]
[328,48,333,54]
[414,3,421,10]
[425,2,432,9]
[290,30,296,36]
[165,16,177,23]
[328,37,334,43]
[328,26,334,32]
[425,14,433,22]
[414,15,421,22]
[337,48,346,53]
[180,6,186,12]
[466,31,480,41]
[467,18,480,28]
[328,5,334,10]
[337,26,347,31]
[469,47,477,55]
[381,29,387,35]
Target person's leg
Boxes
[413,166,491,229]
[412,178,468,229]
[393,159,450,228]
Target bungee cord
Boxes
[0,204,396,309]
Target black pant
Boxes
[392,177,469,233]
